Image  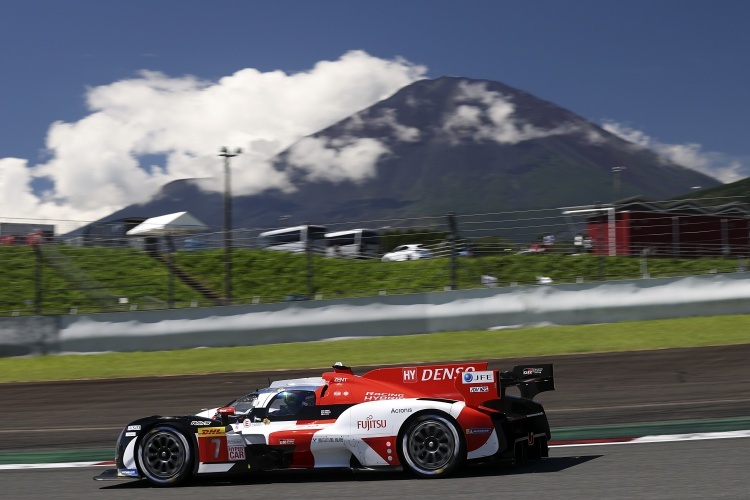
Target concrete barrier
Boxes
[3,272,749,356]
[0,316,58,357]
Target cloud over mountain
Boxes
[1,51,746,227]
[2,51,426,221]
[601,120,747,183]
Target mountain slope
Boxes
[93,76,721,233]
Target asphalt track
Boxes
[1,344,750,497]
[3,439,750,499]
[3,344,750,453]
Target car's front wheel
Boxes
[137,426,193,487]
[399,413,463,478]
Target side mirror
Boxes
[217,406,235,426]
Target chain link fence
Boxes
[1,199,749,317]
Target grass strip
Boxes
[1,315,748,383]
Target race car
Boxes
[94,361,554,486]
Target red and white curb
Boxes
[2,430,749,471]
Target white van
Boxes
[259,225,328,253]
[324,229,380,258]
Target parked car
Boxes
[381,244,434,262]
[94,361,555,486]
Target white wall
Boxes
[50,272,750,354]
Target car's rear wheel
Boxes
[399,413,463,478]
[137,426,192,487]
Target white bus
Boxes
[324,229,380,258]
[259,225,328,253]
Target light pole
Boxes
[612,166,626,203]
[219,146,241,304]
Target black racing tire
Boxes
[137,426,193,487]
[399,413,464,478]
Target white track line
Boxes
[551,429,750,448]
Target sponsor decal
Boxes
[191,420,213,426]
[126,425,141,431]
[356,415,387,431]
[243,419,251,428]
[343,391,349,396]
[469,386,490,393]
[364,391,405,401]
[402,367,417,383]
[227,434,244,446]
[462,370,495,384]
[125,432,137,437]
[391,408,413,414]
[119,468,139,477]
[228,445,245,461]
[279,439,295,445]
[333,391,341,396]
[263,418,271,425]
[523,367,544,376]
[197,427,226,437]
[405,366,477,383]
[466,428,492,435]
[321,409,331,416]
[332,377,348,383]
[313,437,344,443]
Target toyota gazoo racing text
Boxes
[94,361,555,486]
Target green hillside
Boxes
[0,245,745,317]
[675,177,750,204]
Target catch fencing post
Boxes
[447,212,459,290]
[306,225,315,299]
[34,245,43,315]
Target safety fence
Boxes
[1,197,749,317]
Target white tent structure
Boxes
[125,212,212,309]
[126,212,208,237]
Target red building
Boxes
[581,199,750,257]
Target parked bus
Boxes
[259,225,328,253]
[324,229,380,258]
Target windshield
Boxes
[230,392,263,416]
[267,390,316,417]
[228,388,317,419]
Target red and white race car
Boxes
[95,361,554,486]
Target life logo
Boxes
[462,370,495,384]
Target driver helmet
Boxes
[283,392,298,405]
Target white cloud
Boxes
[441,81,577,145]
[0,158,52,213]
[1,51,426,222]
[601,121,747,183]
[345,108,421,142]
[286,136,390,183]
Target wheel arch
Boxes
[133,419,200,484]
[395,408,467,477]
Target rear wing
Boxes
[503,364,555,399]
[455,364,554,408]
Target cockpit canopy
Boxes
[229,388,318,419]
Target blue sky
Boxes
[1,0,748,222]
